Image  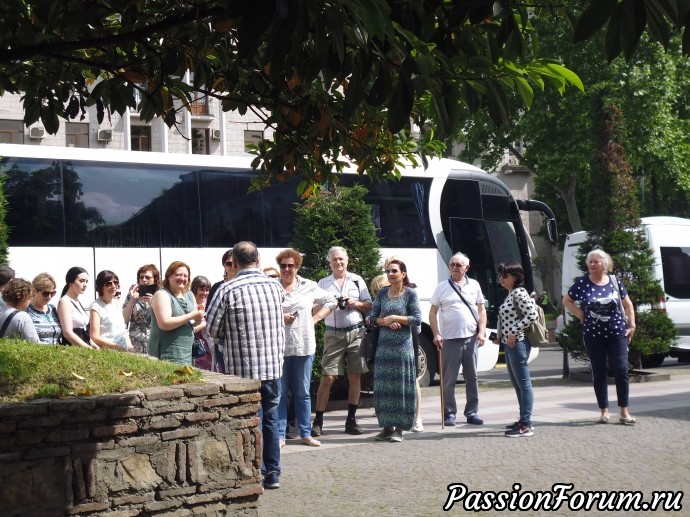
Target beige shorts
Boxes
[321,327,368,375]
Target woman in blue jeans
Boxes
[494,261,537,437]
[276,249,332,447]
[563,249,637,425]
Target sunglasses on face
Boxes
[385,269,400,274]
[268,274,279,278]
[224,261,233,267]
[41,290,57,297]
[104,280,120,287]
[279,264,296,270]
[139,275,154,281]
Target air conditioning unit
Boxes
[211,129,222,140]
[507,155,520,166]
[97,129,113,142]
[29,127,45,139]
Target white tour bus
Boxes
[0,143,556,385]
[561,216,690,365]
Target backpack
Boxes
[512,290,549,347]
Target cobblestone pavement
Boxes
[258,372,690,517]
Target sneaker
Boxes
[444,414,456,427]
[345,418,363,435]
[311,423,322,437]
[505,424,533,438]
[389,429,403,442]
[264,471,280,489]
[412,418,424,432]
[466,415,484,425]
[505,421,534,431]
[375,428,394,441]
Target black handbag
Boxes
[192,338,208,359]
[358,324,379,364]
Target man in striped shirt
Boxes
[207,241,286,490]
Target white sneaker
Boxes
[412,418,424,432]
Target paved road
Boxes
[258,365,690,516]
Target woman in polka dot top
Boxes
[563,249,637,426]
[494,261,538,437]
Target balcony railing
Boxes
[190,96,209,116]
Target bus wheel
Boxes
[417,333,437,387]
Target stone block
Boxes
[92,422,139,438]
[176,442,187,483]
[16,414,64,428]
[221,377,261,393]
[0,402,47,417]
[182,384,221,397]
[0,459,68,513]
[201,396,240,409]
[24,446,71,460]
[184,411,220,423]
[226,404,260,417]
[112,491,156,506]
[96,393,144,407]
[110,407,151,419]
[147,415,183,430]
[72,440,115,454]
[159,485,198,498]
[118,435,159,448]
[143,498,183,512]
[0,421,16,433]
[49,398,97,413]
[118,453,163,490]
[46,429,90,443]
[161,428,201,441]
[69,410,109,424]
[144,401,196,414]
[68,501,110,514]
[141,387,184,401]
[237,393,261,403]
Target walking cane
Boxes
[438,346,445,429]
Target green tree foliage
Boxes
[561,103,677,369]
[15,0,690,191]
[290,184,381,382]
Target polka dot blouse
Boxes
[567,275,628,338]
[498,287,538,344]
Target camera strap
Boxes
[447,279,479,326]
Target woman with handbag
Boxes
[276,248,331,448]
[149,261,204,366]
[493,261,537,438]
[563,249,637,425]
[369,259,421,443]
[58,266,97,348]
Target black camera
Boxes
[337,296,348,310]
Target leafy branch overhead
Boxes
[1,1,687,188]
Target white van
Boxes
[561,216,690,363]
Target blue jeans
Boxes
[258,378,281,477]
[584,333,629,408]
[504,339,534,426]
[278,354,314,439]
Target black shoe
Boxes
[311,423,322,437]
[345,418,363,435]
[466,415,484,425]
[506,421,534,431]
[505,424,533,438]
[264,471,280,489]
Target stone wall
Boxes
[0,374,263,516]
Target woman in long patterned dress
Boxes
[369,259,421,443]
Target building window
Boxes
[244,130,263,151]
[66,122,89,148]
[192,128,210,155]
[131,126,151,151]
[0,120,24,144]
[190,92,209,116]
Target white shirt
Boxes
[318,272,372,328]
[430,277,484,339]
[282,276,331,356]
[90,298,127,341]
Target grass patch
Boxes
[0,339,203,403]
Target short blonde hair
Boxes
[32,272,56,292]
[369,274,390,297]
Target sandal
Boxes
[619,416,637,425]
[597,415,609,424]
[279,439,286,448]
[301,436,321,447]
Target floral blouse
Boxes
[124,293,152,353]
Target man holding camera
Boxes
[429,252,486,427]
[312,246,372,436]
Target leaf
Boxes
[174,365,195,376]
[71,371,86,381]
[387,75,413,133]
[118,370,133,377]
[573,0,619,43]
[77,387,94,396]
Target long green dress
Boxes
[148,289,196,366]
[370,286,421,430]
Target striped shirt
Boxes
[206,268,285,381]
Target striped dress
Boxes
[370,287,421,430]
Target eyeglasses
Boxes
[385,269,400,274]
[268,274,279,278]
[224,261,233,267]
[104,280,120,287]
[497,272,510,279]
[41,290,57,297]
[279,264,296,270]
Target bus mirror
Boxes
[547,218,558,243]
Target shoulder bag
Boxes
[0,310,19,338]
[358,322,379,366]
[511,289,549,347]
[447,279,479,327]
